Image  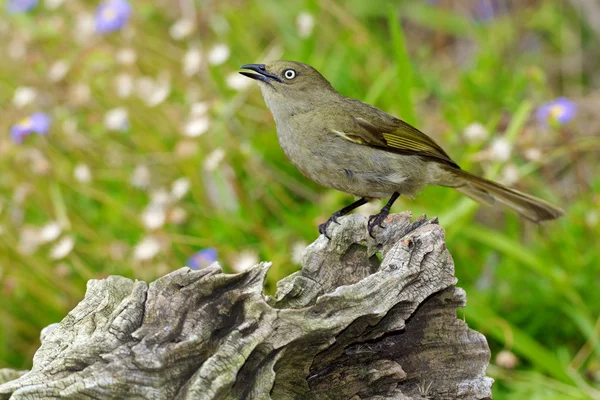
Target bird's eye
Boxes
[283,69,297,80]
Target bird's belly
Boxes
[277,127,428,198]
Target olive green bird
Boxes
[240,61,565,238]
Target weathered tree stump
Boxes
[0,213,493,399]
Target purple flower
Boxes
[6,0,38,13]
[10,113,51,144]
[186,248,218,270]
[95,0,132,34]
[536,97,577,127]
[474,0,501,22]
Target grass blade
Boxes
[388,7,417,125]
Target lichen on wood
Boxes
[0,212,493,400]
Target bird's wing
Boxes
[330,112,459,168]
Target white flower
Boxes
[207,44,230,66]
[109,241,128,261]
[8,38,27,60]
[175,140,199,158]
[104,107,129,131]
[183,48,202,77]
[203,164,239,212]
[203,148,225,171]
[169,18,195,40]
[463,122,489,143]
[231,250,258,273]
[489,138,511,161]
[116,47,137,65]
[13,87,37,108]
[499,164,519,185]
[226,73,251,91]
[135,77,154,99]
[291,241,307,265]
[69,83,91,106]
[49,236,75,260]
[296,12,315,38]
[141,204,166,230]
[524,148,542,162]
[131,165,150,189]
[190,102,209,116]
[146,73,171,107]
[54,263,70,278]
[136,75,171,107]
[47,60,69,82]
[14,184,32,204]
[169,207,187,224]
[150,188,171,207]
[27,149,51,175]
[74,163,92,183]
[495,350,518,369]
[39,222,62,243]
[74,13,95,44]
[171,178,190,200]
[44,0,64,10]
[18,227,40,255]
[183,117,210,137]
[133,236,161,261]
[115,73,134,98]
[585,211,598,228]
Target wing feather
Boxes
[331,129,366,145]
[331,116,459,168]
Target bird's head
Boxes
[240,60,337,118]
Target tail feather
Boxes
[449,169,565,222]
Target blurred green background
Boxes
[1,0,599,398]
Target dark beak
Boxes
[239,64,282,84]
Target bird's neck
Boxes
[261,89,340,122]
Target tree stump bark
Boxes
[0,213,493,399]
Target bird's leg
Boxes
[319,197,368,239]
[368,192,400,238]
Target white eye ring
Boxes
[283,69,296,80]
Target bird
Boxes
[239,60,565,238]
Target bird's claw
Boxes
[318,215,340,240]
[368,211,389,238]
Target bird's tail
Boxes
[446,168,565,222]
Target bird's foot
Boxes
[368,209,390,238]
[318,215,341,240]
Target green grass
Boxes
[1,1,599,398]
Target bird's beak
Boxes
[239,64,282,84]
